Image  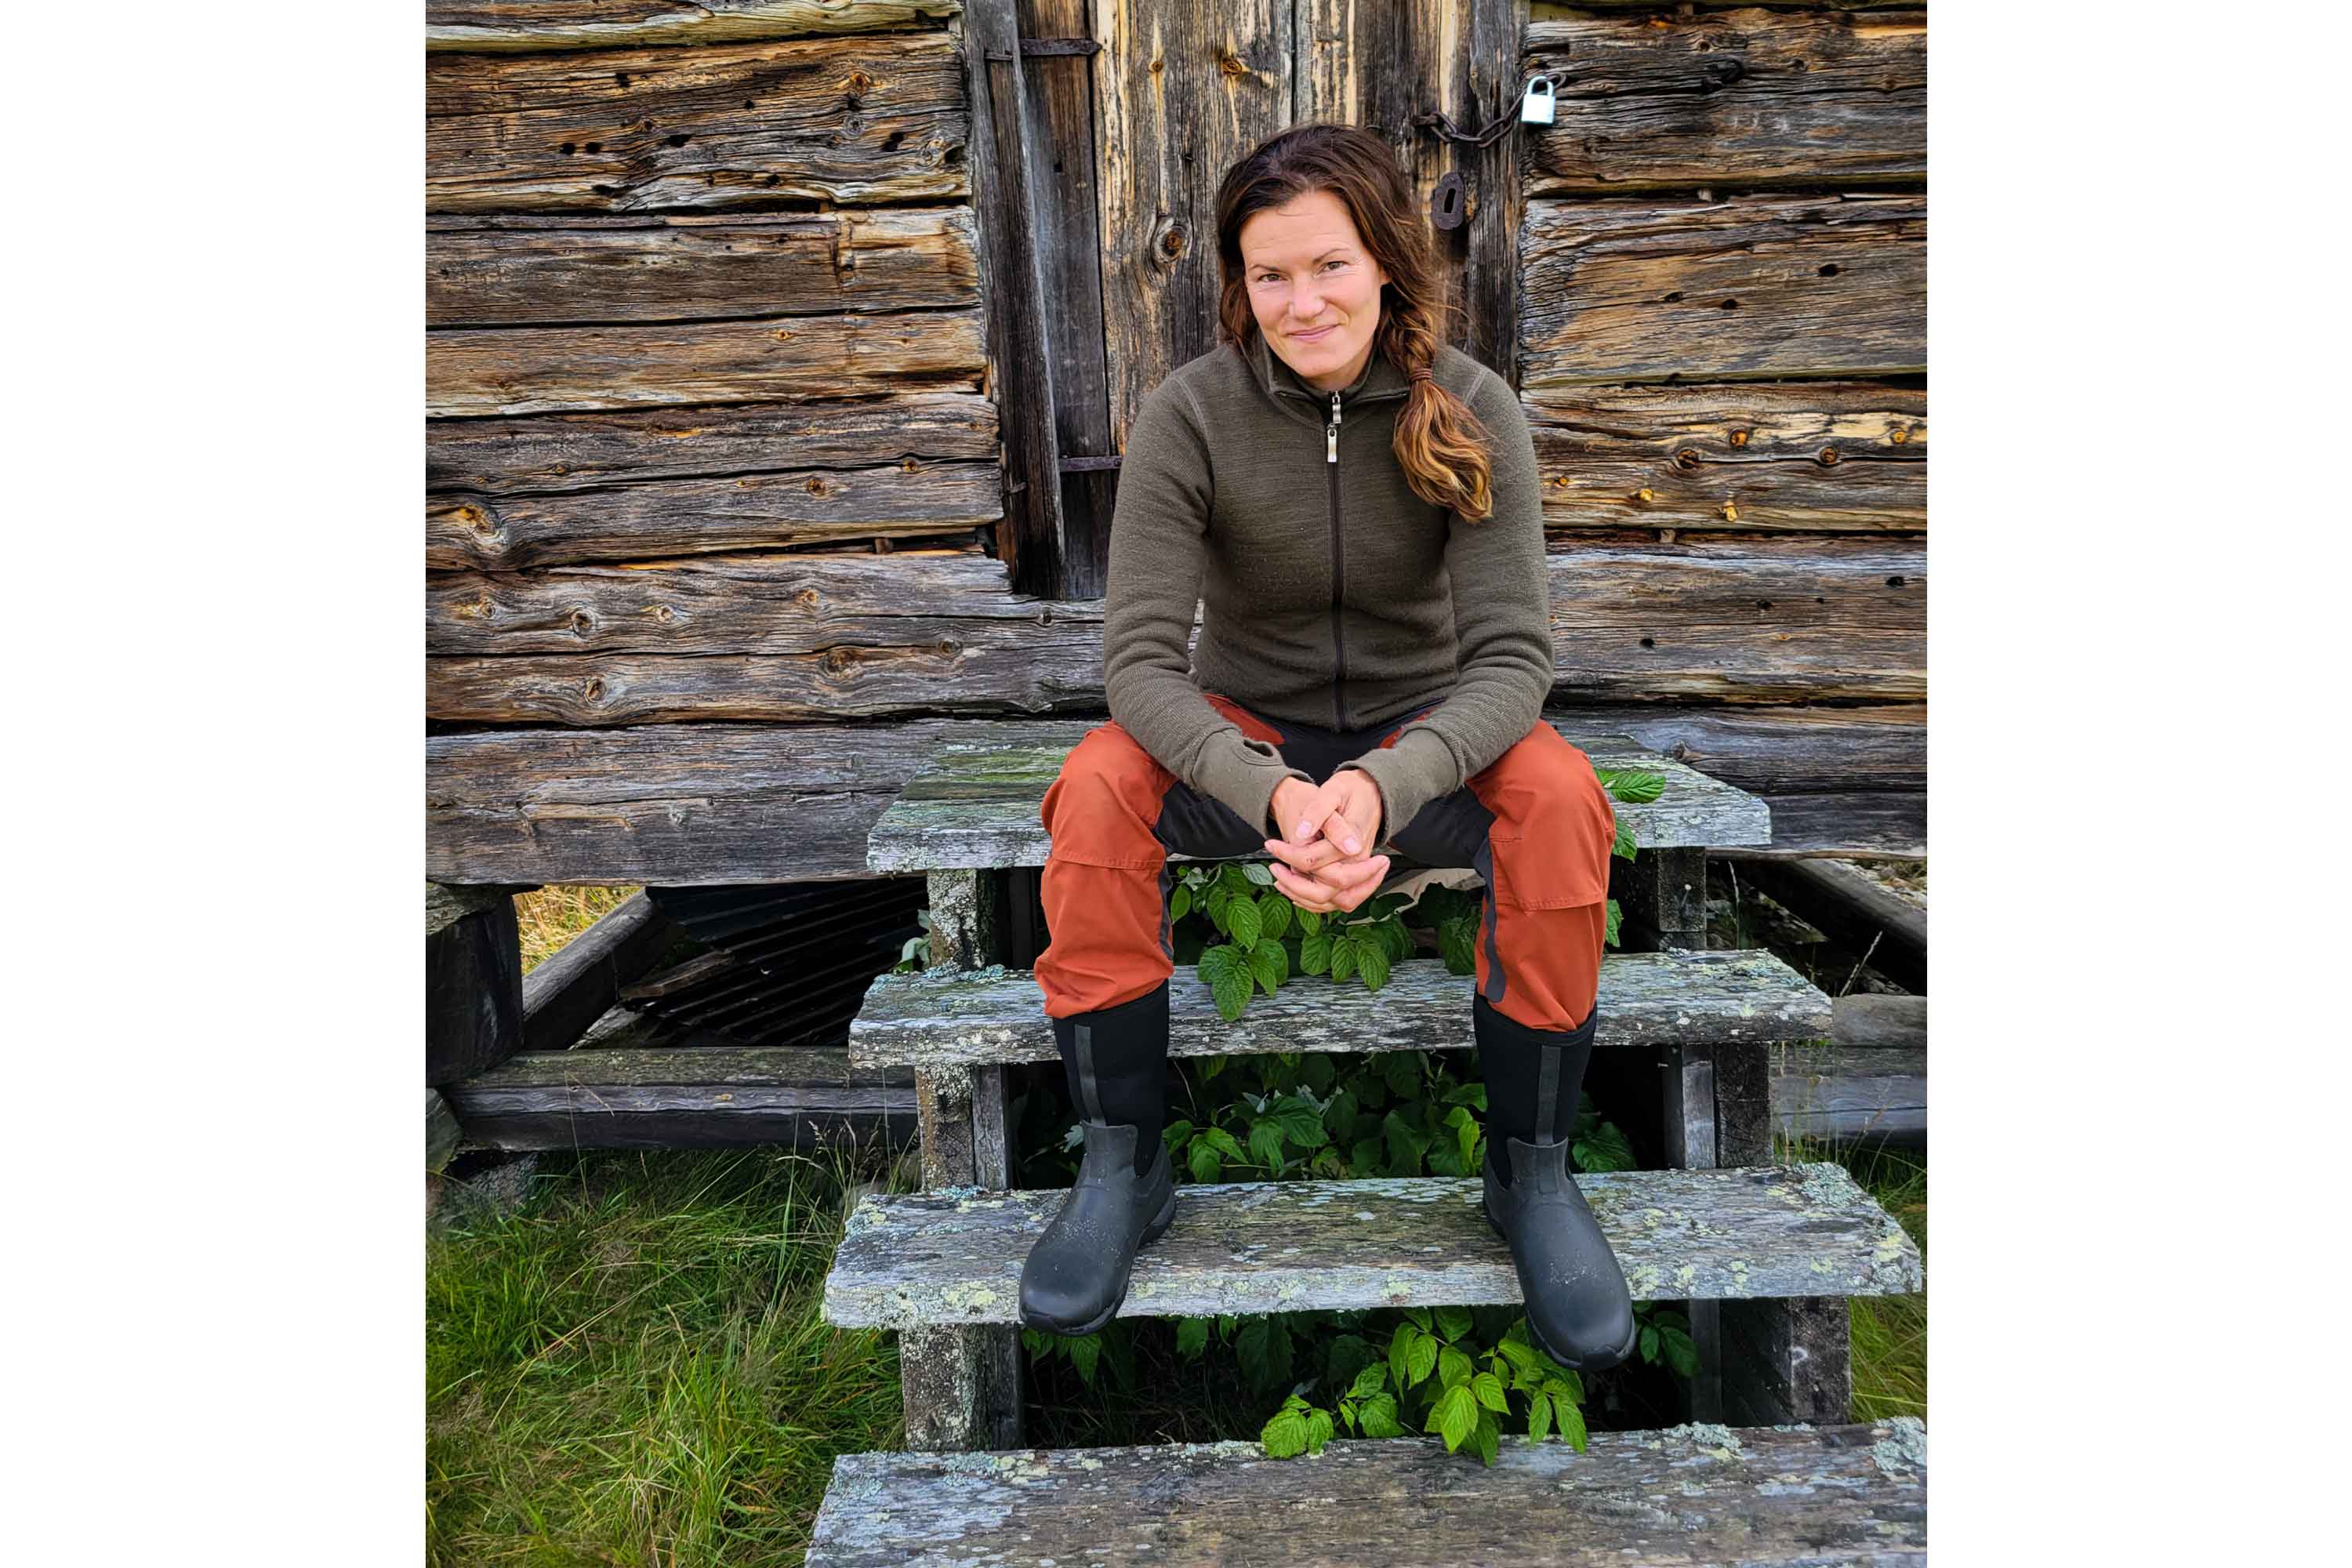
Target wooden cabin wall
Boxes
[426,2,1926,887]
[1517,2,1926,855]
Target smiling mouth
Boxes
[1292,325,1336,339]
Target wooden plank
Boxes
[447,1025,918,1152]
[426,884,524,1084]
[1527,382,1924,534]
[962,0,1071,601]
[520,891,682,1053]
[425,712,1918,886]
[1550,702,1921,798]
[809,1421,1925,1567]
[1523,9,1926,194]
[426,209,979,328]
[427,1,962,53]
[426,308,986,418]
[1729,855,1928,992]
[1748,792,1925,860]
[1093,0,1294,447]
[851,949,1829,1071]
[1722,1295,1856,1426]
[424,34,969,213]
[822,1162,1922,1328]
[1773,1041,1926,1145]
[1022,0,1115,598]
[425,460,998,569]
[427,1087,463,1174]
[1834,993,1927,1051]
[866,728,1766,869]
[1521,194,1925,387]
[426,394,998,495]
[426,538,1920,708]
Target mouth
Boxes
[1290,325,1338,342]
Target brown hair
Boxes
[1214,123,1497,520]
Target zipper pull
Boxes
[1327,391,1341,463]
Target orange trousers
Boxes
[1035,691,1616,1033]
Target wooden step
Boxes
[851,949,1831,1072]
[866,731,1770,873]
[805,1419,1926,1566]
[822,1163,1921,1329]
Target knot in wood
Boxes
[569,609,595,636]
[1729,430,1750,446]
[1817,447,1840,466]
[1889,429,1909,445]
[796,589,822,608]
[1675,448,1702,470]
[1159,224,1188,260]
[583,678,606,701]
[1219,53,1248,78]
[825,648,852,673]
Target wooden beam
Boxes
[426,1,964,53]
[520,891,686,1054]
[426,394,998,495]
[426,209,980,328]
[1521,194,1925,387]
[1527,382,1924,535]
[426,308,986,418]
[1725,855,1927,992]
[426,882,526,1084]
[1523,9,1925,194]
[425,33,970,212]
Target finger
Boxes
[1312,854,1390,900]
[1313,804,1364,857]
[1332,858,1392,911]
[1269,862,1338,912]
[1264,835,1342,875]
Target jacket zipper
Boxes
[1327,390,1347,730]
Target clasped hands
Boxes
[1264,769,1389,915]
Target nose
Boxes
[1289,282,1327,328]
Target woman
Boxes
[1017,125,1632,1372]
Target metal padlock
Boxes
[1519,76,1556,125]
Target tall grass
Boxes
[426,1145,906,1567]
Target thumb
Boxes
[1288,780,1333,845]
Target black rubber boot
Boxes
[1019,982,1178,1336]
[1472,992,1638,1371]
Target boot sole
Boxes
[1482,1191,1642,1374]
[1020,1182,1178,1338]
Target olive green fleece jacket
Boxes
[1102,330,1554,850]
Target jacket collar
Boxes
[1245,329,1411,422]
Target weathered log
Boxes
[427,1087,463,1174]
[426,1,962,53]
[448,1029,918,1152]
[426,308,986,418]
[1526,382,1924,533]
[804,1421,1926,1568]
[1751,791,1924,860]
[1834,993,1927,1051]
[426,537,1922,719]
[823,1163,1922,1328]
[1523,9,1925,194]
[1093,0,1294,451]
[426,394,998,496]
[426,712,1916,887]
[426,463,999,570]
[849,949,1829,1072]
[1772,1040,1926,1145]
[425,34,969,212]
[426,209,979,328]
[1726,855,1926,992]
[519,891,684,1054]
[861,729,1767,870]
[426,882,526,1084]
[1550,702,1922,797]
[1521,194,1925,387]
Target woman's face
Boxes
[1239,189,1391,395]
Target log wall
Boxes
[425,2,1926,886]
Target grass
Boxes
[426,1145,907,1567]
[514,885,642,975]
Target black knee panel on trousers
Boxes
[1051,979,1171,1177]
[1472,991,1598,1183]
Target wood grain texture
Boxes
[863,728,1769,870]
[822,1162,1922,1327]
[426,308,985,417]
[426,209,979,327]
[1521,194,1925,387]
[426,461,998,568]
[519,891,682,1053]
[426,393,998,495]
[1547,702,1921,797]
[426,539,1921,720]
[1092,0,1293,446]
[425,34,969,212]
[1527,382,1924,533]
[426,709,1916,887]
[426,891,524,1084]
[1750,792,1924,861]
[851,949,1830,1071]
[428,2,963,53]
[1772,1041,1926,1144]
[808,1421,1926,1567]
[1523,9,1925,193]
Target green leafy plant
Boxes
[889,907,932,974]
[1174,767,1664,1020]
[1630,1303,1701,1378]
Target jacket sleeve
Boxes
[1102,376,1312,837]
[1335,370,1555,847]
